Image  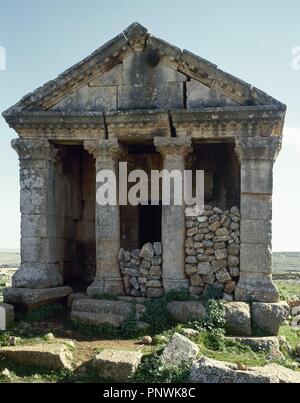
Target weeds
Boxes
[18,304,67,323]
[132,353,192,383]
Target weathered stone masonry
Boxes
[2,23,287,332]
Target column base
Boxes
[235,273,279,303]
[12,264,63,289]
[163,279,190,294]
[87,278,125,297]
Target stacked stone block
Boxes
[185,206,241,300]
[119,243,163,299]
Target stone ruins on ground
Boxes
[2,23,287,336]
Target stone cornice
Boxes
[4,112,106,139]
[5,106,285,141]
[235,137,282,162]
[171,106,286,138]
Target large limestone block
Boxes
[89,64,123,87]
[241,220,272,244]
[187,79,238,108]
[12,264,63,289]
[20,168,47,191]
[241,194,272,220]
[67,293,89,309]
[71,299,134,327]
[52,85,117,112]
[160,333,199,367]
[3,286,72,310]
[0,303,14,331]
[167,301,207,323]
[224,302,252,337]
[21,215,48,238]
[0,344,73,370]
[20,189,49,215]
[260,364,300,384]
[252,302,290,336]
[226,337,280,353]
[71,311,126,327]
[235,273,279,303]
[240,244,272,274]
[118,82,184,110]
[93,350,143,382]
[241,161,274,195]
[190,357,300,383]
[123,52,186,85]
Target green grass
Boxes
[279,326,300,350]
[276,280,300,300]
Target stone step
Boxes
[71,299,135,327]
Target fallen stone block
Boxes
[160,333,199,367]
[260,364,300,383]
[3,287,73,311]
[93,350,143,382]
[224,302,251,337]
[190,357,275,383]
[226,336,280,353]
[0,344,73,370]
[0,303,14,331]
[190,357,300,384]
[252,302,290,336]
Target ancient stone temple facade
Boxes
[2,23,286,318]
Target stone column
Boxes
[84,139,125,297]
[155,137,193,293]
[12,139,63,289]
[235,136,282,303]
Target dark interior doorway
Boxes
[139,205,162,247]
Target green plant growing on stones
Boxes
[0,331,10,347]
[72,321,119,339]
[119,313,145,339]
[189,299,226,351]
[132,353,192,383]
[201,285,224,301]
[142,298,173,333]
[72,312,147,340]
[165,289,195,302]
[19,304,67,323]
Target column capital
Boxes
[11,138,58,162]
[235,136,282,162]
[84,139,120,162]
[154,137,193,159]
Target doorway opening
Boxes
[139,204,162,247]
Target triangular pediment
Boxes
[3,22,285,119]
